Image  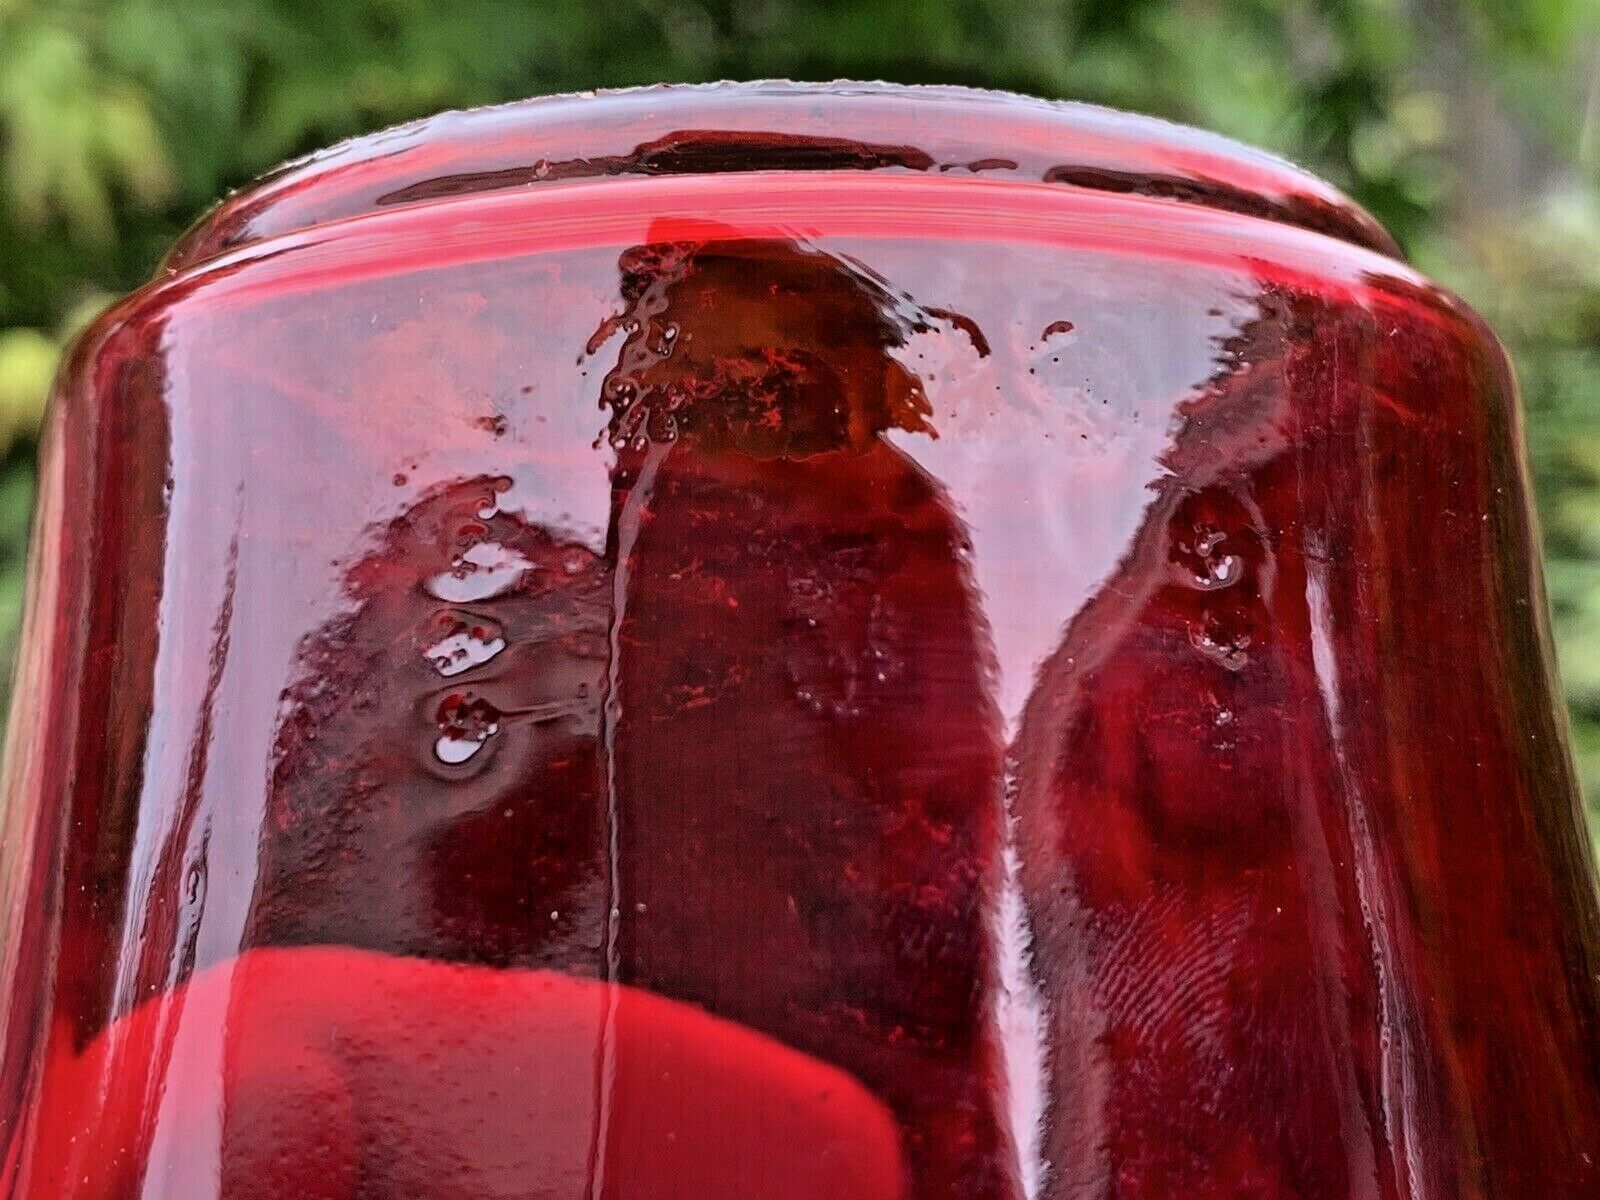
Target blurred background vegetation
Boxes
[2,0,1600,844]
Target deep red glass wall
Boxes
[2,84,1597,1199]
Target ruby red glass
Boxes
[2,82,1599,1200]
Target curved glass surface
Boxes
[2,83,1597,1200]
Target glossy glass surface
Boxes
[2,83,1598,1199]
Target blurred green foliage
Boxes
[2,0,1600,843]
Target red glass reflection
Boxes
[2,83,1598,1200]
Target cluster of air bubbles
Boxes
[1189,611,1252,671]
[475,412,509,437]
[423,610,507,678]
[469,476,514,520]
[433,692,503,765]
[1176,524,1243,592]
[1167,499,1257,671]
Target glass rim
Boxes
[165,80,1400,272]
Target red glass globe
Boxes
[2,82,1597,1199]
